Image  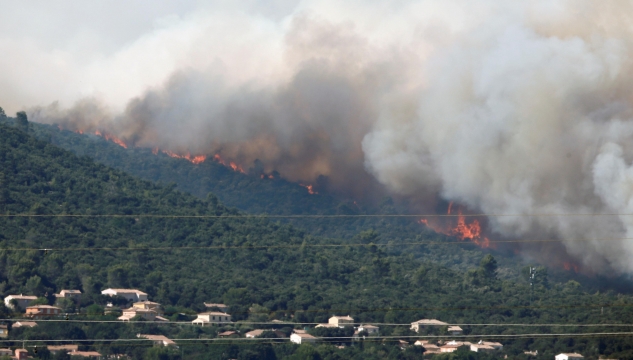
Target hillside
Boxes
[6,118,504,273]
[1,119,633,358]
[11,117,629,289]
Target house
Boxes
[204,303,229,312]
[290,332,317,344]
[138,334,177,347]
[416,342,441,354]
[448,326,463,335]
[118,307,168,322]
[25,305,62,319]
[4,295,37,310]
[101,289,148,302]
[358,324,379,335]
[398,340,409,349]
[68,350,102,358]
[218,331,239,338]
[55,290,82,300]
[245,329,265,338]
[470,344,495,353]
[524,350,538,356]
[328,315,354,327]
[244,329,286,338]
[480,341,503,350]
[556,354,584,360]
[0,349,11,356]
[47,345,79,354]
[132,301,163,315]
[14,349,29,360]
[410,319,448,332]
[440,341,471,353]
[12,321,37,328]
[315,323,339,328]
[191,312,232,326]
[0,325,7,338]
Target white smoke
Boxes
[6,0,633,272]
[363,1,633,272]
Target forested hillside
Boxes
[1,116,507,275]
[1,117,633,358]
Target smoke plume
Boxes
[11,1,633,272]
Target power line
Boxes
[5,331,633,344]
[6,318,633,327]
[1,213,632,219]
[2,236,633,252]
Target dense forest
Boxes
[1,114,633,359]
[0,116,605,285]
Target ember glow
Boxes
[563,262,580,273]
[419,203,491,248]
[161,150,207,164]
[213,154,246,173]
[300,184,317,195]
[94,130,128,149]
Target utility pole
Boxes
[529,267,536,304]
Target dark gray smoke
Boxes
[24,1,633,273]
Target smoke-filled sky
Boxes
[5,0,633,273]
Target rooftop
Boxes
[6,294,37,299]
[412,319,449,326]
[139,334,176,345]
[102,288,148,295]
[27,305,61,309]
[198,311,230,316]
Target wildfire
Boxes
[300,184,317,194]
[94,130,128,149]
[563,262,579,273]
[260,174,275,179]
[161,150,207,164]
[213,154,246,173]
[419,202,491,248]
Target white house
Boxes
[118,308,168,322]
[448,326,463,335]
[290,332,317,344]
[138,334,177,347]
[4,295,37,310]
[470,344,495,353]
[358,324,379,335]
[328,315,354,327]
[191,312,232,326]
[480,341,503,350]
[101,289,148,302]
[555,354,584,360]
[55,290,82,300]
[410,319,448,332]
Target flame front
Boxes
[213,154,246,173]
[161,150,206,164]
[563,262,579,273]
[300,184,317,194]
[419,203,491,248]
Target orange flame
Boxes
[563,262,579,273]
[419,204,491,248]
[94,130,128,149]
[300,184,317,194]
[161,150,206,164]
[212,154,246,173]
